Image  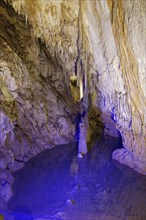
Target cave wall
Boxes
[81,0,146,174]
[8,0,146,173]
[0,0,78,175]
[0,0,146,199]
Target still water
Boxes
[4,136,146,219]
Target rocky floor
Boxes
[1,136,146,220]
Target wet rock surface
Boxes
[1,137,145,220]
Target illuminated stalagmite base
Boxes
[78,119,88,158]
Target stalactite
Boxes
[79,73,83,100]
[18,0,21,14]
[76,1,89,156]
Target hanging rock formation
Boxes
[0,0,146,204]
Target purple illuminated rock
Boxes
[0,183,13,202]
[0,169,14,185]
[112,148,134,169]
[0,158,7,169]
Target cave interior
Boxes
[0,0,146,220]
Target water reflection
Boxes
[13,206,33,220]
[6,137,146,220]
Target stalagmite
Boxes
[77,56,88,158]
[78,116,88,158]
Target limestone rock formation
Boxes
[0,0,146,203]
[78,120,88,155]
